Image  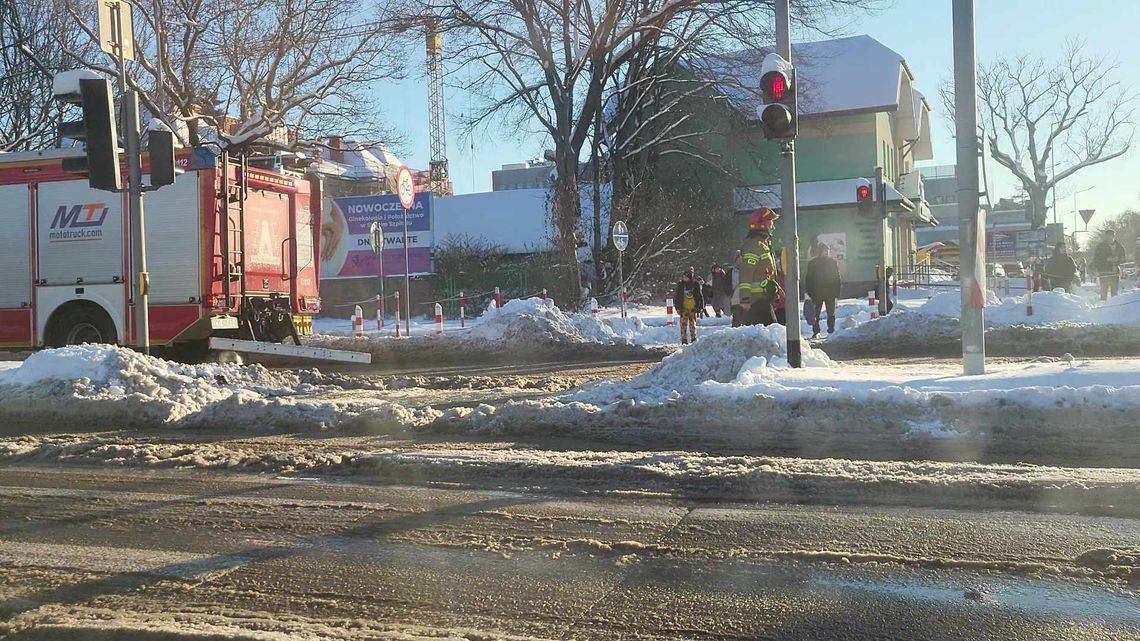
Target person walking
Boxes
[804,243,842,337]
[697,277,713,318]
[1043,242,1077,293]
[709,264,733,318]
[1092,230,1127,300]
[674,267,704,345]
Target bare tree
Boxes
[57,0,410,147]
[435,0,723,303]
[943,42,1136,228]
[0,0,89,151]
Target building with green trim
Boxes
[705,35,938,297]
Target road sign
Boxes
[97,0,135,61]
[612,220,629,252]
[370,221,384,254]
[1079,209,1096,225]
[396,166,415,210]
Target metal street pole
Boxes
[775,0,802,368]
[953,0,984,375]
[403,206,411,337]
[876,166,888,317]
[112,1,149,354]
[617,250,625,319]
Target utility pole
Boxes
[109,0,150,354]
[953,0,984,375]
[774,0,802,367]
[876,166,888,317]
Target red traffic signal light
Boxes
[758,53,795,140]
[856,182,874,216]
[767,73,787,100]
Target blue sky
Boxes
[374,0,1139,233]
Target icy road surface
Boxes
[1,466,1138,640]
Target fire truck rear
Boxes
[0,147,355,362]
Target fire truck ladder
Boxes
[220,152,249,304]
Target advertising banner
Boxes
[321,192,433,279]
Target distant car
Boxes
[986,263,1006,279]
[1122,261,1137,278]
[1001,262,1025,278]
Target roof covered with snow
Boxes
[314,142,404,181]
[701,35,924,119]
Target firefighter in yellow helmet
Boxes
[732,207,782,326]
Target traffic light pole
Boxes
[125,90,150,354]
[112,1,150,354]
[876,166,888,317]
[953,0,984,375]
[775,0,802,368]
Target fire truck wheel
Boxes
[46,304,118,347]
[210,350,245,366]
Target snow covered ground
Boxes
[310,286,1140,359]
[2,320,1138,465]
[0,345,440,430]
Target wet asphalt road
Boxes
[1,465,1137,640]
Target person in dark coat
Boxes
[709,264,733,318]
[674,267,704,344]
[804,244,842,337]
[1043,242,1077,293]
[1093,230,1127,299]
[697,277,713,318]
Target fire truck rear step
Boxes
[208,337,371,364]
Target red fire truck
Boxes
[0,146,364,363]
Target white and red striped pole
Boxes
[868,290,877,320]
[353,305,364,338]
[434,303,443,335]
[541,288,548,301]
[459,292,466,328]
[394,291,402,337]
[375,294,383,331]
[1026,274,1034,317]
[666,298,674,327]
[590,297,599,316]
[494,286,503,308]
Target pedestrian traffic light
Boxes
[856,180,873,216]
[147,128,178,189]
[758,52,797,140]
[54,72,122,192]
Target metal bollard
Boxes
[459,291,466,328]
[1026,274,1034,316]
[868,290,877,320]
[494,286,503,308]
[435,303,443,335]
[394,291,402,337]
[375,294,383,331]
[590,297,599,316]
[353,305,364,338]
[666,298,674,327]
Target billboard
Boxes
[321,192,433,279]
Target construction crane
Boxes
[426,18,451,196]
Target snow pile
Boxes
[1090,289,1140,325]
[699,359,1140,408]
[462,298,617,344]
[569,323,832,404]
[917,289,1140,326]
[0,345,438,430]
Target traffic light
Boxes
[147,129,178,188]
[54,74,122,192]
[758,52,797,140]
[856,180,873,216]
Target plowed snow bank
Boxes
[0,345,438,430]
